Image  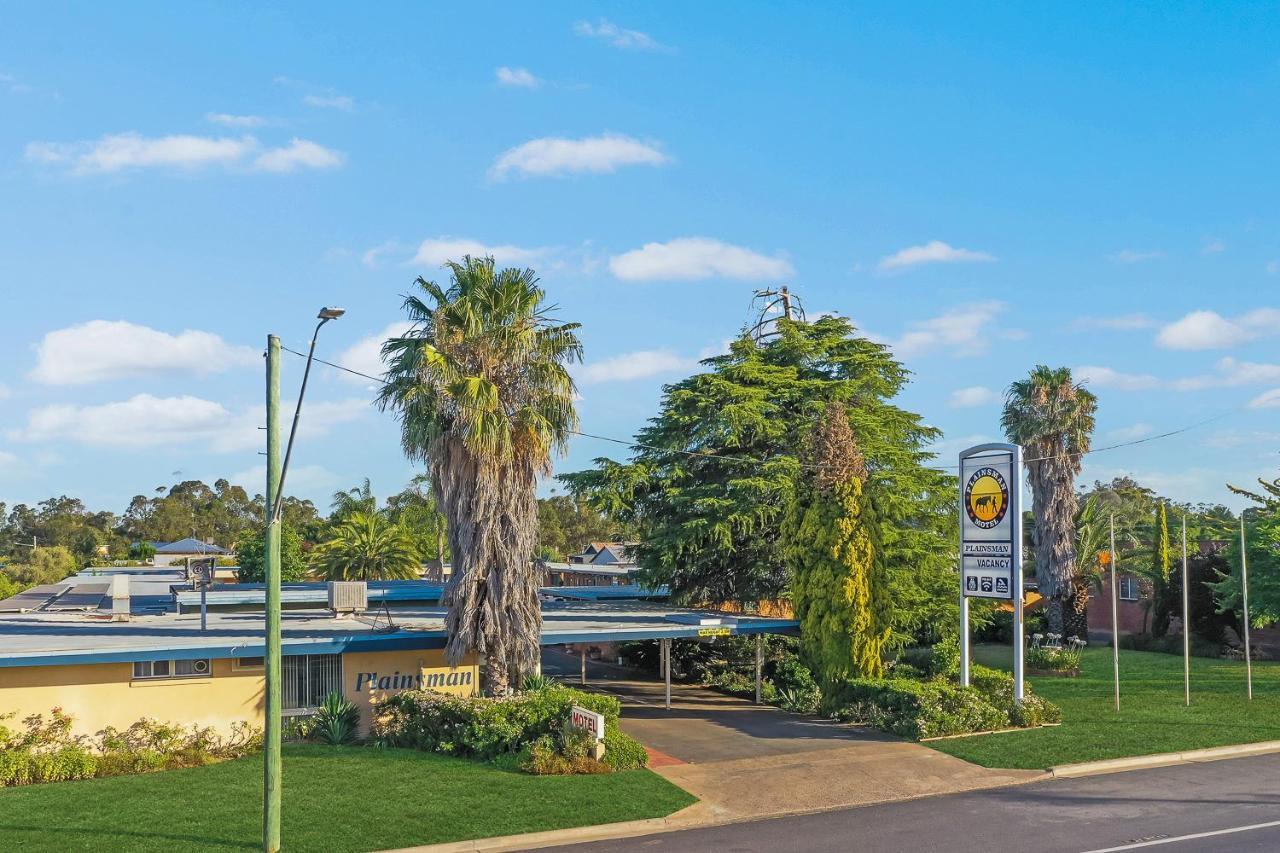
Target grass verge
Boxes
[928,644,1280,769]
[0,744,696,852]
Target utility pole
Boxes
[263,335,283,853]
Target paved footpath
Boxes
[563,752,1280,853]
[542,651,1039,824]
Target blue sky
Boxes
[2,2,1278,515]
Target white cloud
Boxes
[1108,423,1153,441]
[1071,313,1155,331]
[335,322,413,384]
[30,320,258,385]
[573,19,670,52]
[1267,260,1279,275]
[1156,308,1280,350]
[578,350,697,384]
[608,237,792,282]
[1170,357,1280,391]
[26,132,343,175]
[252,138,344,172]
[303,94,354,111]
[892,301,1007,358]
[877,241,996,272]
[0,384,10,400]
[948,386,999,408]
[9,395,369,451]
[1074,365,1161,391]
[1202,237,1225,255]
[1249,388,1280,409]
[495,67,541,88]
[410,237,548,268]
[361,241,399,269]
[206,113,268,128]
[1111,249,1164,264]
[1206,429,1280,449]
[489,133,668,180]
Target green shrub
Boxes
[374,685,620,763]
[0,710,261,788]
[969,665,1062,728]
[519,673,558,693]
[602,727,648,771]
[313,692,361,745]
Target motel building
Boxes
[0,567,797,736]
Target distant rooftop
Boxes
[154,538,229,555]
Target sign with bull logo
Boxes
[959,445,1021,601]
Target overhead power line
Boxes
[280,344,1250,474]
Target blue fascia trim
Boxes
[0,620,799,669]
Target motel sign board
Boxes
[569,705,605,741]
[958,442,1025,704]
[959,445,1020,601]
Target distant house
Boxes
[151,538,231,567]
[567,542,637,567]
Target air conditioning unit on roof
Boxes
[328,581,368,615]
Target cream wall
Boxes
[342,649,479,734]
[0,648,480,738]
[0,658,265,737]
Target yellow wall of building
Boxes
[0,648,479,738]
[342,649,478,734]
[0,658,265,737]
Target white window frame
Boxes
[1119,575,1140,601]
[282,653,343,713]
[132,658,212,681]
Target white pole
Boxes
[1240,517,1253,701]
[663,638,672,710]
[1012,445,1024,705]
[959,472,970,688]
[754,633,763,705]
[1110,514,1120,712]
[580,647,586,686]
[1181,515,1190,707]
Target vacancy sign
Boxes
[959,444,1021,600]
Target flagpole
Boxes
[1240,516,1252,701]
[1110,513,1120,712]
[1181,515,1189,707]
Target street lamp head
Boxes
[317,307,346,321]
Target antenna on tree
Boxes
[748,285,805,342]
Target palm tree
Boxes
[330,478,378,520]
[378,257,581,695]
[1001,366,1097,636]
[312,511,421,581]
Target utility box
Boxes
[327,581,368,615]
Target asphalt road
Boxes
[564,753,1280,853]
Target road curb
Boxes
[1049,740,1280,778]
[381,816,689,853]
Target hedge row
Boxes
[374,685,648,771]
[824,665,1060,740]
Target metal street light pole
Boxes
[263,308,343,853]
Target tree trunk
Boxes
[1064,581,1090,640]
[483,652,510,697]
[1045,597,1065,636]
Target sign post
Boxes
[959,443,1024,703]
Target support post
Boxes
[1110,514,1120,712]
[754,634,763,705]
[263,336,283,853]
[1241,517,1253,700]
[663,638,671,710]
[1181,515,1190,706]
[580,647,586,686]
[1011,445,1024,704]
[200,583,207,632]
[959,594,970,688]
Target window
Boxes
[283,654,342,712]
[133,658,211,680]
[234,656,265,670]
[1119,575,1140,601]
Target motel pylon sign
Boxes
[958,443,1025,704]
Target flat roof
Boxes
[0,600,797,669]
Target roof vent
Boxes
[328,581,368,616]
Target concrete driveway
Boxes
[542,650,1042,825]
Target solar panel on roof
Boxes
[44,582,110,611]
[0,583,68,613]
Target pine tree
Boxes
[782,403,890,681]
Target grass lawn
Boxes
[0,745,696,852]
[928,644,1280,770]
